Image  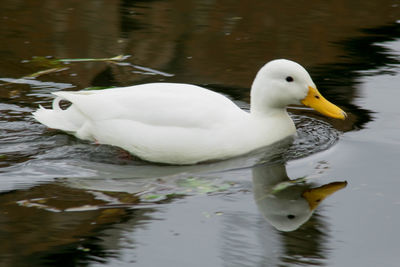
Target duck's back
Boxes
[58,83,244,129]
[34,83,252,164]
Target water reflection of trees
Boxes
[1,0,400,265]
[311,22,400,130]
[0,184,158,266]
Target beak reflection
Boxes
[252,163,347,232]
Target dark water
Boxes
[1,1,400,266]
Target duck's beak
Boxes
[302,181,347,210]
[301,86,347,120]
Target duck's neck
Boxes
[250,87,288,118]
[249,81,296,136]
[250,104,289,118]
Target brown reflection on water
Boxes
[0,1,398,265]
[1,0,399,87]
[173,0,399,86]
[0,183,154,265]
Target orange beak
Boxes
[301,86,347,120]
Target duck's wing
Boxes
[53,83,246,129]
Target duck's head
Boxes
[251,59,346,119]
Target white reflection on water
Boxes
[252,162,346,231]
[0,112,340,193]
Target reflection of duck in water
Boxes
[252,163,346,232]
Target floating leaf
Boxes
[58,55,129,63]
[176,177,231,194]
[141,194,167,202]
[26,67,69,78]
[1,54,173,87]
[77,246,91,252]
[0,67,70,87]
[31,56,64,68]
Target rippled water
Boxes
[0,94,339,189]
[1,0,400,266]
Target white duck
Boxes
[33,59,346,165]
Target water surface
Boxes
[0,1,400,266]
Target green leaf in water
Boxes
[58,55,129,63]
[142,194,165,201]
[177,177,231,194]
[25,67,69,78]
[31,56,64,68]
[1,55,130,87]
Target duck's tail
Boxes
[32,96,86,134]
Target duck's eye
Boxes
[286,76,294,82]
[287,214,296,220]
